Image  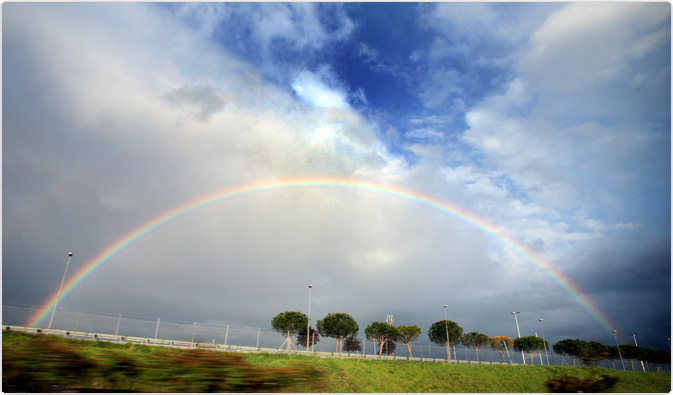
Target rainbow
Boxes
[27,176,616,334]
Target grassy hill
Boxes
[3,330,670,392]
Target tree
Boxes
[490,336,514,363]
[316,313,359,353]
[365,322,400,356]
[514,336,548,365]
[381,339,397,355]
[461,332,490,362]
[271,311,307,351]
[605,345,622,370]
[342,336,362,353]
[577,341,610,367]
[295,327,320,348]
[553,339,588,366]
[428,320,463,360]
[396,325,421,358]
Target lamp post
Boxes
[306,285,312,351]
[539,319,550,365]
[613,330,625,370]
[628,333,645,371]
[511,312,525,364]
[443,305,451,362]
[48,252,73,329]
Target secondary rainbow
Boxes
[28,177,616,334]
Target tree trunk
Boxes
[475,347,479,362]
[379,340,385,356]
[530,354,535,365]
[500,351,506,363]
[335,337,340,353]
[630,359,635,371]
[287,334,292,350]
[406,342,413,358]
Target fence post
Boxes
[155,318,160,339]
[115,314,122,336]
[28,306,35,326]
[224,325,229,346]
[74,311,82,332]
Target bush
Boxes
[545,374,618,393]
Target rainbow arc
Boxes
[27,177,616,336]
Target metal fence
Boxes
[2,303,668,371]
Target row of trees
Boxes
[270,311,544,362]
[553,338,670,371]
[271,311,669,370]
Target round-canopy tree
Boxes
[490,336,514,363]
[553,338,588,366]
[316,313,359,353]
[365,321,400,356]
[397,325,421,358]
[461,332,490,362]
[428,320,463,360]
[578,341,611,367]
[514,336,548,365]
[271,311,307,351]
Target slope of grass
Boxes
[3,331,670,393]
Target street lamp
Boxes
[443,305,451,362]
[539,319,550,365]
[48,252,73,329]
[628,333,645,371]
[613,330,625,370]
[511,312,525,365]
[306,285,312,351]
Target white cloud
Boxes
[407,127,444,141]
[521,2,670,92]
[291,69,350,109]
[176,3,355,57]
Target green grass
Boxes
[3,331,670,392]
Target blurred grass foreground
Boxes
[3,330,671,392]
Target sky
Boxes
[2,2,671,350]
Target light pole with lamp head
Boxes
[443,305,451,362]
[48,252,73,329]
[539,319,550,365]
[511,312,525,364]
[306,285,312,351]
